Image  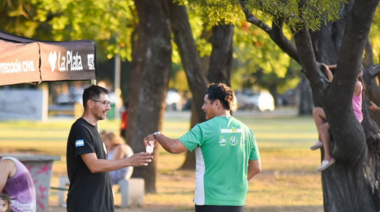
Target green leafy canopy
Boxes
[179,0,347,31]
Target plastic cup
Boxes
[146,140,155,153]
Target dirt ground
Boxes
[48,205,323,212]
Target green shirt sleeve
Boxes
[179,124,203,152]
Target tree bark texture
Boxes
[167,0,208,124]
[127,0,147,147]
[241,0,380,211]
[180,103,198,169]
[130,0,172,193]
[168,0,208,170]
[364,40,380,126]
[296,0,380,211]
[168,1,234,170]
[207,24,234,85]
[298,75,313,116]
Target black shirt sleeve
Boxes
[72,124,95,156]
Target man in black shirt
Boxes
[66,85,153,212]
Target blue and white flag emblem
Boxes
[75,139,84,147]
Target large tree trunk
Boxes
[167,0,208,170]
[168,0,208,123]
[207,24,234,85]
[180,103,198,169]
[268,84,279,107]
[294,0,380,211]
[363,38,380,126]
[240,0,380,210]
[130,0,172,193]
[168,1,235,169]
[127,0,146,148]
[298,75,313,116]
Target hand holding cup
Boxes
[143,134,158,154]
[146,140,155,153]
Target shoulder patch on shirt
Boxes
[75,139,85,147]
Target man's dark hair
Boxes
[82,85,109,109]
[205,83,234,110]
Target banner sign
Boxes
[0,40,41,86]
[40,41,96,81]
[0,31,96,86]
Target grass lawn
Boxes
[0,111,323,212]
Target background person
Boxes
[144,83,261,212]
[120,101,129,142]
[0,193,11,212]
[311,65,364,171]
[66,85,153,212]
[0,156,36,212]
[103,132,134,185]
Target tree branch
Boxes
[238,0,299,63]
[293,25,323,88]
[368,64,380,78]
[363,36,374,67]
[167,0,208,123]
[271,19,299,63]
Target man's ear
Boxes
[87,100,93,109]
[215,99,221,108]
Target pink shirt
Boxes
[352,81,363,123]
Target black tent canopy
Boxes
[0,31,97,86]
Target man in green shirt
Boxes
[144,83,261,212]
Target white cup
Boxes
[146,140,155,153]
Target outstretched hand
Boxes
[322,64,334,82]
[370,101,378,111]
[143,135,158,147]
[128,152,153,167]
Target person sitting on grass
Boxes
[0,156,36,212]
[103,132,134,185]
[310,64,364,172]
[0,193,11,212]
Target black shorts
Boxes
[195,205,244,212]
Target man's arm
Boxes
[247,159,261,181]
[81,152,153,173]
[144,133,188,154]
[0,160,14,193]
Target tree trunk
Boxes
[130,0,172,193]
[168,0,208,170]
[207,24,234,85]
[168,1,234,170]
[167,0,208,123]
[240,0,380,210]
[298,75,313,116]
[180,103,197,169]
[127,0,147,148]
[293,0,380,211]
[268,84,279,107]
[363,38,380,126]
[368,81,380,126]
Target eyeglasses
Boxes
[91,99,111,106]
